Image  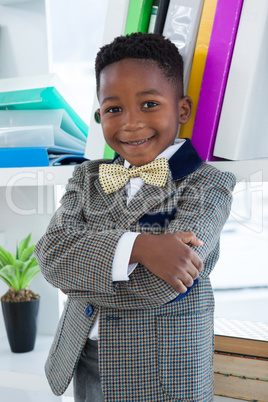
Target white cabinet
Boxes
[0,167,73,400]
[0,167,74,338]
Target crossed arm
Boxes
[131,231,203,293]
[34,163,235,308]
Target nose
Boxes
[122,108,144,132]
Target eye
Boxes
[106,106,122,113]
[143,101,158,109]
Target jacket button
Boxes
[85,304,93,317]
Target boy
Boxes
[35,33,235,401]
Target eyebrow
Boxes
[101,89,162,105]
[101,90,163,106]
[101,96,120,106]
[136,89,163,97]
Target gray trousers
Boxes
[73,338,105,402]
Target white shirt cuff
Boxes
[112,232,140,281]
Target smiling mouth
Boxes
[122,136,154,146]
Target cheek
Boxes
[156,115,176,133]
[100,119,112,136]
[150,114,169,129]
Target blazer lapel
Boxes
[115,170,177,229]
[94,178,128,224]
[94,140,203,229]
[94,169,177,229]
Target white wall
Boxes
[0,0,49,78]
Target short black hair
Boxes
[95,32,184,96]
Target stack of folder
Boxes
[0,74,89,168]
[179,0,218,140]
[213,0,268,161]
[190,0,244,161]
[85,0,267,162]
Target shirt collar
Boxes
[169,138,203,180]
[114,138,203,180]
[124,138,185,168]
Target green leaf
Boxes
[17,233,32,259]
[0,267,13,288]
[20,244,35,262]
[0,234,38,290]
[13,260,25,287]
[0,265,20,292]
[20,265,40,289]
[27,257,38,268]
[0,246,15,267]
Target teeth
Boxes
[127,138,149,145]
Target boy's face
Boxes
[97,58,192,166]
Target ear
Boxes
[178,96,192,124]
[95,109,101,124]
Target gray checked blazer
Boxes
[35,139,236,401]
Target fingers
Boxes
[175,231,203,247]
[172,279,188,294]
[141,232,203,294]
[191,251,203,273]
[164,256,203,293]
[173,245,203,291]
[166,271,196,293]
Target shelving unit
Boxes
[0,1,87,399]
[0,166,75,187]
[1,159,268,189]
[210,160,268,182]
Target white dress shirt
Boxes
[88,139,185,339]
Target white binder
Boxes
[213,0,268,160]
[163,0,205,92]
[0,109,86,151]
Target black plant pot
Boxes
[1,298,40,353]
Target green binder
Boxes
[125,0,154,34]
[0,87,88,138]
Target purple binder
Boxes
[191,0,244,161]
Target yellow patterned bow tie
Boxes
[99,157,169,194]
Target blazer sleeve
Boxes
[166,164,236,279]
[34,163,126,296]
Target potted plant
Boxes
[0,233,40,353]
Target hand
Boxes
[131,231,203,293]
[174,230,203,247]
